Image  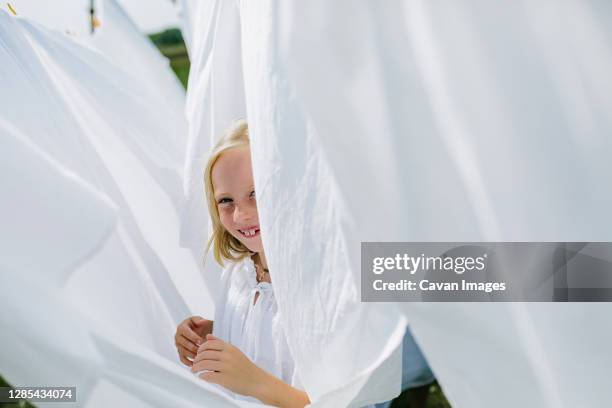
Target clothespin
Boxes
[7,2,18,15]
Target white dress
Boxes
[211,256,300,402]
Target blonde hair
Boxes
[203,119,252,266]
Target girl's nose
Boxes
[233,204,256,224]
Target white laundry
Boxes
[0,9,245,408]
[2,1,612,407]
[187,1,612,407]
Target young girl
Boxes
[174,119,310,407]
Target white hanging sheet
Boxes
[178,0,247,297]
[0,11,243,407]
[265,2,612,408]
[184,1,612,407]
[89,0,186,120]
[183,1,406,406]
[3,0,612,407]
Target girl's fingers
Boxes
[178,345,196,359]
[198,339,225,352]
[176,335,199,354]
[179,353,193,367]
[190,316,206,325]
[199,371,222,385]
[192,350,222,364]
[181,326,204,346]
[191,359,224,374]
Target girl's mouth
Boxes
[238,226,260,238]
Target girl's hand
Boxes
[174,316,213,367]
[191,334,266,397]
[192,335,310,407]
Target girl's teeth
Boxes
[240,228,258,237]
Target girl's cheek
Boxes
[218,208,234,229]
[246,201,260,219]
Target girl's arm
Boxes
[192,334,310,408]
[252,369,310,408]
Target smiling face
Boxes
[211,146,263,253]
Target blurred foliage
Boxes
[426,382,452,408]
[0,376,35,408]
[388,381,452,408]
[149,28,185,47]
[149,28,190,89]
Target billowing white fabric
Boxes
[2,0,93,36]
[179,3,405,405]
[0,11,212,319]
[211,257,297,403]
[4,0,186,142]
[0,119,252,408]
[0,10,186,347]
[3,0,178,37]
[3,1,612,407]
[240,3,406,405]
[175,0,203,54]
[0,117,116,293]
[89,0,186,120]
[265,2,612,408]
[0,11,252,407]
[179,0,246,299]
[274,2,612,407]
[182,1,406,406]
[184,1,612,407]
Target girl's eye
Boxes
[218,198,233,205]
[250,190,256,198]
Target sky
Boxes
[2,0,180,35]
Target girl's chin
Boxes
[239,239,263,253]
